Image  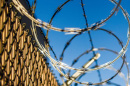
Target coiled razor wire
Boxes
[12,0,122,33]
[61,28,128,74]
[67,47,129,86]
[32,21,125,85]
[12,0,130,85]
[59,27,129,85]
[30,21,129,85]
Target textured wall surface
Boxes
[0,0,58,86]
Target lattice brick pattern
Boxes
[0,0,58,86]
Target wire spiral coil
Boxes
[12,0,130,85]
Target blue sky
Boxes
[28,0,130,85]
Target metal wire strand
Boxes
[12,0,122,33]
[27,0,130,85]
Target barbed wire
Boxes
[60,27,129,85]
[12,0,130,85]
[12,0,122,33]
[30,0,129,84]
[69,47,129,86]
[59,27,129,85]
[80,0,102,85]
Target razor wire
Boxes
[61,28,127,74]
[11,0,130,85]
[68,48,129,86]
[31,21,127,85]
[34,0,129,70]
[59,26,129,85]
[12,0,122,33]
[31,0,129,85]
